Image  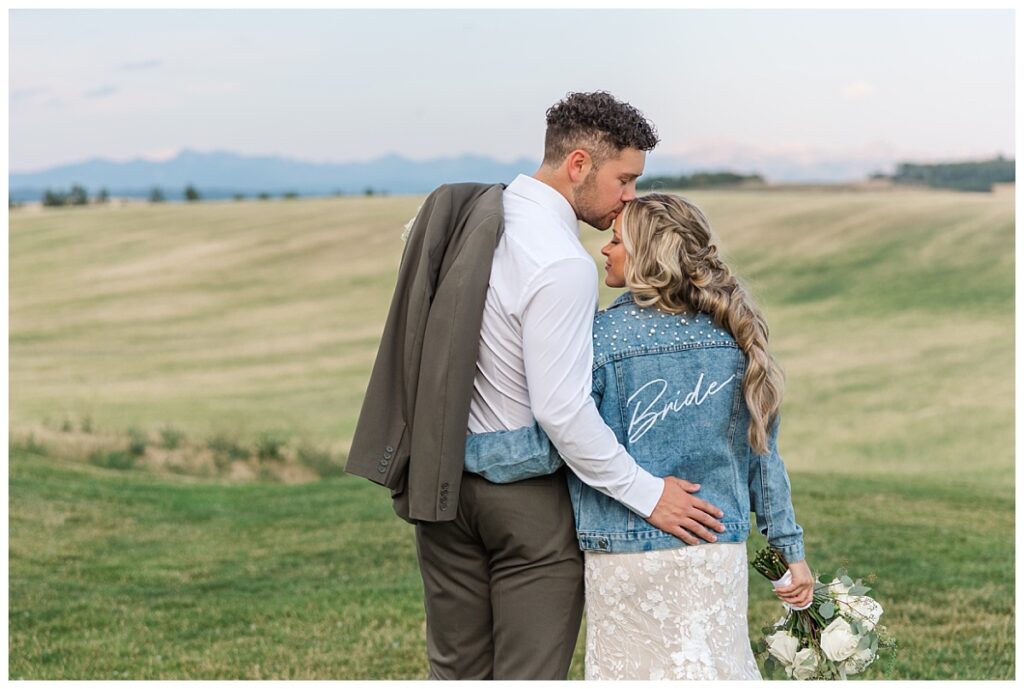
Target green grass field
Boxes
[8,186,1014,678]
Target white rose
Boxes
[788,647,820,680]
[841,646,877,675]
[820,617,861,662]
[400,204,425,241]
[765,629,799,666]
[836,594,883,630]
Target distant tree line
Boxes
[638,171,765,191]
[877,156,1014,192]
[39,184,107,207]
[29,183,388,208]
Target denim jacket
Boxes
[464,292,805,562]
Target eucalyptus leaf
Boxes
[841,575,854,587]
[858,633,874,650]
[849,584,871,596]
[819,601,835,619]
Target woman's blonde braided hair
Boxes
[620,193,783,455]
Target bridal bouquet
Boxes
[750,548,897,680]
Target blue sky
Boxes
[9,8,1015,173]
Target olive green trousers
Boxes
[414,469,584,679]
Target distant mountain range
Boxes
[9,150,538,201]
[9,145,920,202]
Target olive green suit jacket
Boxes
[346,182,505,522]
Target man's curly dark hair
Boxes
[543,91,659,168]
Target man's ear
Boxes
[566,149,592,184]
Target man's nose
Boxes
[622,182,638,202]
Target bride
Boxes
[466,193,813,680]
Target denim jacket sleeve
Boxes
[461,358,609,483]
[747,418,806,563]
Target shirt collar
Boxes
[506,174,580,237]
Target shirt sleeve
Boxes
[519,257,665,517]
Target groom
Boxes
[348,92,725,679]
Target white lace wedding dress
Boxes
[584,543,762,680]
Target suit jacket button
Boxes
[377,465,387,474]
[441,482,449,489]
[385,446,395,453]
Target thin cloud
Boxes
[120,59,162,71]
[11,88,46,105]
[84,84,119,99]
[842,80,876,101]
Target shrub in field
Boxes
[159,425,185,450]
[256,433,286,462]
[11,433,49,456]
[207,433,250,474]
[207,433,250,459]
[297,443,345,478]
[60,418,73,433]
[80,415,94,433]
[88,450,136,471]
[127,427,148,457]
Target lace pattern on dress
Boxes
[584,543,762,680]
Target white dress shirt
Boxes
[467,174,664,517]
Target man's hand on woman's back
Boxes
[645,477,726,545]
